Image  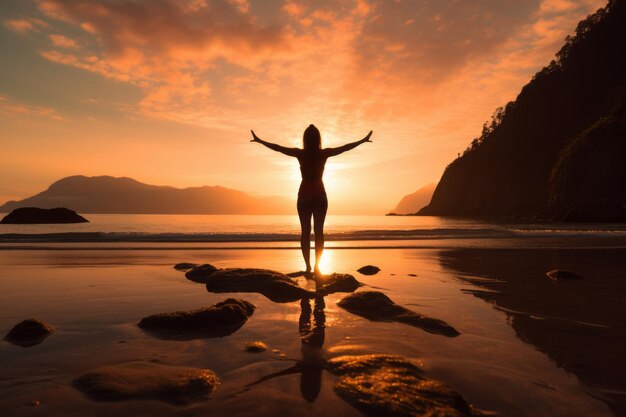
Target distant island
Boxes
[419,0,626,222]
[0,176,291,215]
[0,207,89,224]
[388,183,436,215]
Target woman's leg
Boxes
[312,195,328,274]
[297,198,313,272]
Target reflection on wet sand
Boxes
[1,247,621,417]
[439,248,626,417]
[245,292,327,403]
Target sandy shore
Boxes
[0,247,623,416]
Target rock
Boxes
[74,361,219,405]
[357,265,381,275]
[317,273,361,295]
[244,341,268,353]
[205,268,314,303]
[546,269,583,280]
[286,270,314,278]
[185,264,218,283]
[337,291,459,337]
[138,298,255,340]
[327,354,481,417]
[174,262,198,271]
[5,319,54,347]
[0,207,88,224]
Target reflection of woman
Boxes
[251,125,372,274]
[243,295,327,403]
[298,296,326,402]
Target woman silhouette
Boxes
[251,125,372,274]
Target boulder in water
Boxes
[357,265,381,275]
[185,264,218,283]
[5,319,54,347]
[74,361,219,405]
[317,273,362,295]
[327,354,482,417]
[338,291,459,337]
[205,268,314,303]
[174,262,198,271]
[138,298,255,340]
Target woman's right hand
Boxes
[250,130,261,142]
[363,130,373,142]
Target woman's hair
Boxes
[303,124,321,150]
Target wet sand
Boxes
[0,247,624,416]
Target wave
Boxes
[1,226,625,243]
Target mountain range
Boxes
[0,176,291,214]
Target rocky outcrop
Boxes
[547,114,626,222]
[73,361,219,405]
[338,291,459,337]
[419,1,626,221]
[205,268,314,303]
[185,264,218,283]
[327,354,482,417]
[4,318,54,347]
[138,298,254,340]
[0,207,88,224]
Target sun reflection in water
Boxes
[317,249,335,275]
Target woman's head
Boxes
[303,124,321,150]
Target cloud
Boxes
[48,33,78,48]
[0,94,64,120]
[4,18,48,33]
[33,0,296,126]
[335,0,607,123]
[21,0,607,138]
[38,0,287,60]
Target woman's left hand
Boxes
[250,130,261,142]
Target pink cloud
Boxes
[48,33,78,48]
[29,0,608,141]
[0,95,64,121]
[4,18,48,33]
[38,0,287,60]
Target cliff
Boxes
[419,0,626,221]
[390,183,436,214]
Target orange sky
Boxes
[0,0,607,213]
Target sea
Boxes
[1,214,625,249]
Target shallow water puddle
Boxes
[0,248,621,417]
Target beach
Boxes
[1,215,625,417]
[0,218,626,416]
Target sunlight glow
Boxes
[317,249,335,275]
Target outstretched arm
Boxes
[325,130,373,157]
[250,130,299,157]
